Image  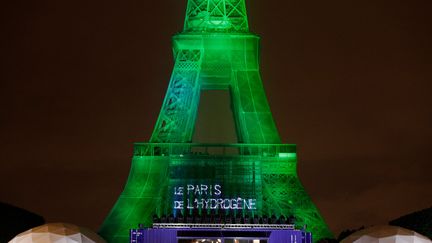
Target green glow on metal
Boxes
[99,0,333,242]
[278,153,296,159]
[184,0,249,33]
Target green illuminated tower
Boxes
[99,0,333,242]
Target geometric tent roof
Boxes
[341,225,432,243]
[9,223,106,243]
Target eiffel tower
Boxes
[99,0,333,242]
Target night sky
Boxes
[1,0,432,236]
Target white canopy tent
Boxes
[9,223,106,243]
[341,225,431,243]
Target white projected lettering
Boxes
[173,184,257,210]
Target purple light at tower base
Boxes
[130,224,312,243]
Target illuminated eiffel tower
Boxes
[99,0,333,242]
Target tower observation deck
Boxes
[99,0,333,242]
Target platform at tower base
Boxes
[130,224,312,243]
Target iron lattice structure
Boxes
[184,0,249,32]
[100,0,333,242]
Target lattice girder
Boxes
[151,45,203,143]
[151,34,281,144]
[184,0,249,32]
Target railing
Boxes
[133,143,296,157]
[152,223,295,230]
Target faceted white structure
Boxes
[341,225,431,243]
[9,223,106,243]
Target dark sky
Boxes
[1,0,432,236]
